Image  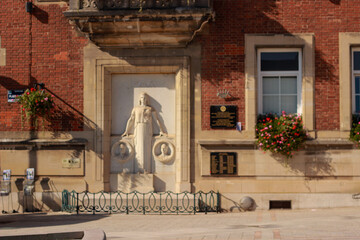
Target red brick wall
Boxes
[0,1,86,131]
[200,0,360,131]
[1,0,359,133]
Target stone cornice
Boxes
[64,0,214,47]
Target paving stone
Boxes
[1,208,360,239]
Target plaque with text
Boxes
[211,152,237,175]
[7,90,25,103]
[210,105,237,128]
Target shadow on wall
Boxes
[271,151,335,177]
[329,0,341,5]
[0,75,99,137]
[32,4,49,24]
[0,75,101,211]
[0,76,29,90]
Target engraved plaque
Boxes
[211,152,237,175]
[210,105,237,128]
[62,158,81,168]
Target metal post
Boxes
[76,192,79,215]
[176,193,179,215]
[193,193,196,215]
[109,192,112,214]
[143,193,145,215]
[126,193,129,215]
[216,191,220,213]
[205,193,208,214]
[159,192,162,215]
[92,192,95,215]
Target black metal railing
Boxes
[77,0,211,10]
[62,190,220,214]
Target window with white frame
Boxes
[353,48,360,114]
[258,49,302,115]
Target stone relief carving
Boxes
[82,0,98,9]
[111,139,135,164]
[80,0,195,10]
[122,92,167,173]
[152,140,175,164]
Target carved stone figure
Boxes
[122,92,166,173]
[111,140,134,164]
[153,140,175,164]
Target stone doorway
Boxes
[83,46,191,193]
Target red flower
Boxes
[30,88,35,92]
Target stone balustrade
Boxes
[70,0,210,10]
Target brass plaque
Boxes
[211,152,237,175]
[210,105,237,128]
[62,158,81,168]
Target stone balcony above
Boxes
[64,0,214,48]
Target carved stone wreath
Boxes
[111,140,134,164]
[152,140,175,164]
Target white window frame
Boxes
[352,48,360,114]
[257,48,302,114]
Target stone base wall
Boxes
[221,193,360,211]
[0,192,62,213]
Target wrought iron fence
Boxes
[62,190,220,214]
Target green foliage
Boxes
[350,114,360,145]
[256,112,307,159]
[17,88,54,128]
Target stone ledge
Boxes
[197,139,356,150]
[303,139,355,150]
[0,138,87,150]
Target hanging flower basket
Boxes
[256,112,307,159]
[17,88,54,128]
[350,114,360,146]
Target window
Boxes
[258,49,302,115]
[353,48,360,113]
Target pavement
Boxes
[1,207,360,239]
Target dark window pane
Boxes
[354,52,360,70]
[261,52,299,71]
[356,76,360,94]
[356,95,360,113]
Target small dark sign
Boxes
[210,105,237,128]
[211,152,237,175]
[7,90,25,103]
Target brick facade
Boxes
[0,1,86,131]
[1,0,359,132]
[200,0,360,131]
